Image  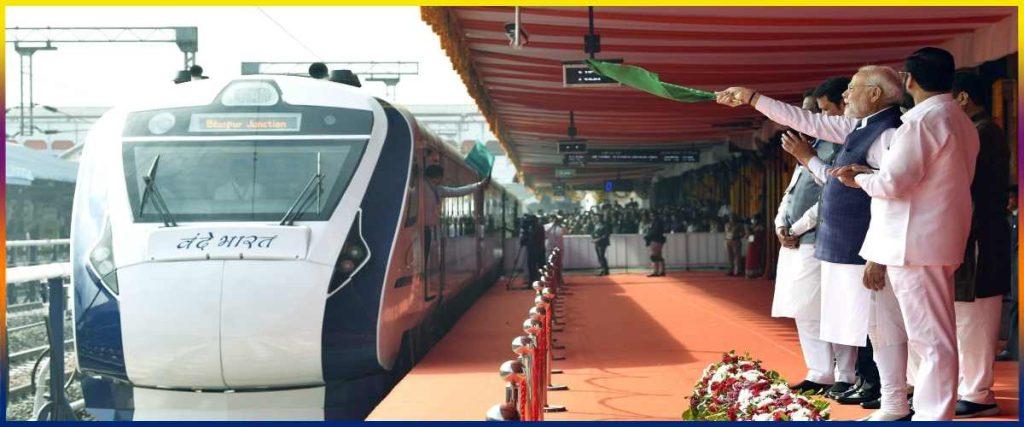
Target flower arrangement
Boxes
[682,351,830,421]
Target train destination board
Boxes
[190,113,301,132]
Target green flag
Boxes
[586,59,716,103]
[464,141,495,178]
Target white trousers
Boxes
[887,265,959,421]
[868,274,910,415]
[955,295,1003,405]
[795,317,858,384]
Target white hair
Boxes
[857,65,903,106]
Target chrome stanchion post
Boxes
[512,333,537,421]
[528,306,548,411]
[535,291,567,413]
[521,319,543,420]
[487,359,525,421]
[538,290,563,376]
[542,286,566,348]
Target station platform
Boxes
[367,271,1019,421]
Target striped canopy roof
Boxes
[422,6,1016,185]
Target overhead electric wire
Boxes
[256,7,322,62]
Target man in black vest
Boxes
[948,71,1010,418]
[771,80,857,398]
[717,65,912,421]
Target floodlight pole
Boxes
[6,26,200,136]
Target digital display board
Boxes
[189,113,301,133]
[563,153,587,166]
[558,142,588,154]
[555,168,576,178]
[562,59,622,88]
[565,149,699,164]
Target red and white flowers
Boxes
[683,352,830,421]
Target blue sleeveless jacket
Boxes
[814,107,901,265]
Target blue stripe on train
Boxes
[73,199,134,417]
[321,101,411,419]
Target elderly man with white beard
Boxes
[832,47,979,421]
[716,65,911,421]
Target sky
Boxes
[5,6,477,108]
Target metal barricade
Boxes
[487,248,568,421]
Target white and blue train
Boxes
[70,76,520,420]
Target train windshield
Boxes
[123,139,366,222]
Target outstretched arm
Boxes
[716,87,857,144]
[437,176,490,198]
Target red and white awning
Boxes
[423,6,1016,185]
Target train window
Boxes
[123,139,366,222]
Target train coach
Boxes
[70,75,519,420]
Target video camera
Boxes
[518,214,539,246]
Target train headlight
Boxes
[329,211,370,294]
[88,219,119,294]
[344,244,366,261]
[339,259,357,274]
[147,112,176,135]
[221,81,280,107]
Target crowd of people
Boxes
[555,199,730,236]
[714,47,1015,421]
[529,200,771,279]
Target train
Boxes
[70,75,521,420]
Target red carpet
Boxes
[368,271,1019,421]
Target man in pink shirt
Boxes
[833,47,979,420]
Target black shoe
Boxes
[955,400,999,418]
[836,385,881,405]
[995,350,1017,361]
[835,380,864,399]
[860,399,880,410]
[825,381,855,399]
[646,273,659,277]
[789,380,831,395]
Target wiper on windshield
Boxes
[139,155,178,227]
[279,172,325,226]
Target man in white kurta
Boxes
[835,47,979,421]
[772,89,857,396]
[544,217,566,254]
[718,65,912,420]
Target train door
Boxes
[423,148,442,302]
[475,185,484,277]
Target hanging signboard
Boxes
[563,59,622,88]
[557,141,588,153]
[553,183,566,196]
[555,168,576,178]
[563,153,587,166]
[565,149,699,164]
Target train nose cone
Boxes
[117,259,331,390]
